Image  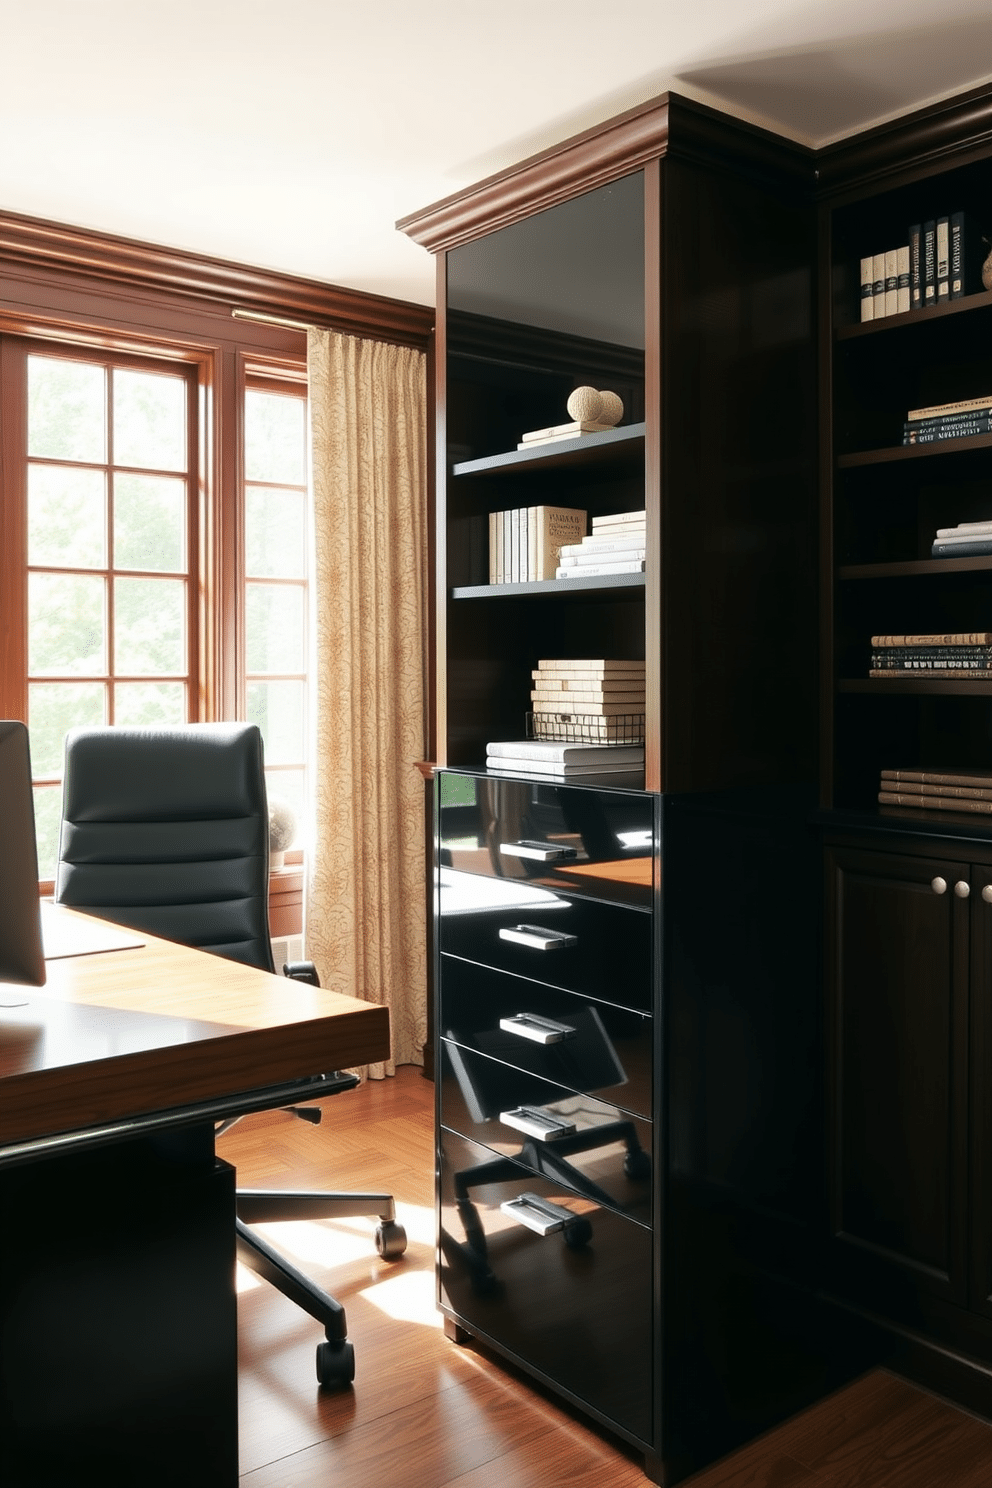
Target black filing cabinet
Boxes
[435,770,657,1447]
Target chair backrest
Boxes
[55,723,275,972]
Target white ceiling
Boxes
[1,1,990,309]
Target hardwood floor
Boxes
[223,1066,992,1487]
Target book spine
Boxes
[935,521,992,536]
[535,507,588,580]
[558,549,646,566]
[936,216,950,302]
[923,221,936,307]
[489,511,498,585]
[896,243,910,314]
[872,669,992,678]
[950,211,966,298]
[556,560,645,577]
[879,790,992,813]
[870,646,992,660]
[860,254,875,321]
[591,510,646,529]
[881,769,992,789]
[871,252,886,319]
[872,631,992,645]
[558,537,647,556]
[931,541,992,558]
[884,246,899,316]
[907,395,992,420]
[909,224,922,311]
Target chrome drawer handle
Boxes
[498,924,578,951]
[500,1192,571,1236]
[499,1012,576,1044]
[499,840,578,862]
[499,1105,576,1141]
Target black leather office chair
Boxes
[54,722,406,1387]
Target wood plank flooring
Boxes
[222,1066,992,1487]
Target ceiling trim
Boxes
[397,92,815,255]
[0,208,434,347]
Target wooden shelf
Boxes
[839,677,992,695]
[451,571,645,600]
[451,423,646,479]
[834,290,992,341]
[838,556,992,579]
[838,431,992,468]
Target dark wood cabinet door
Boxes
[825,843,970,1310]
[970,862,992,1317]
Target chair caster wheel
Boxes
[624,1149,652,1181]
[375,1219,407,1259]
[564,1217,593,1249]
[316,1338,355,1388]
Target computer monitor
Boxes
[0,721,46,994]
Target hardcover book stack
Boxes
[488,505,586,583]
[878,766,992,815]
[486,738,645,781]
[860,212,984,322]
[555,509,646,579]
[904,394,992,448]
[931,516,992,559]
[870,631,992,677]
[530,657,646,743]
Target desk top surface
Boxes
[0,905,391,1148]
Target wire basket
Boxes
[526,711,645,745]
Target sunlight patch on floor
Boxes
[359,1268,442,1327]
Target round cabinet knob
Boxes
[982,885,992,904]
[931,877,947,895]
[955,880,971,898]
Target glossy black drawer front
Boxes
[437,772,654,909]
[439,1127,653,1444]
[440,955,651,1119]
[440,1038,652,1222]
[439,872,652,1013]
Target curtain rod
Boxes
[231,308,313,332]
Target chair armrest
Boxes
[283,960,321,986]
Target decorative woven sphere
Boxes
[597,390,624,426]
[268,795,297,859]
[566,386,603,422]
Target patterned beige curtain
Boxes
[305,329,428,1076]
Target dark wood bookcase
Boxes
[401,94,833,1486]
[818,84,992,1415]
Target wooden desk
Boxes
[0,907,390,1487]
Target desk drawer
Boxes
[439,1127,653,1444]
[440,1038,652,1222]
[438,773,654,910]
[440,956,652,1120]
[439,889,652,1014]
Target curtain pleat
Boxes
[305,329,428,1077]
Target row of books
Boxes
[903,393,992,447]
[488,504,586,583]
[870,631,992,677]
[878,766,992,815]
[555,509,646,579]
[859,212,984,322]
[530,657,646,743]
[931,518,992,560]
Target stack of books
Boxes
[488,505,586,583]
[931,518,992,559]
[530,657,646,743]
[555,510,646,579]
[903,394,992,447]
[878,766,992,815]
[486,738,645,780]
[870,631,992,677]
[516,418,618,451]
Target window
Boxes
[23,351,197,874]
[243,381,309,849]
